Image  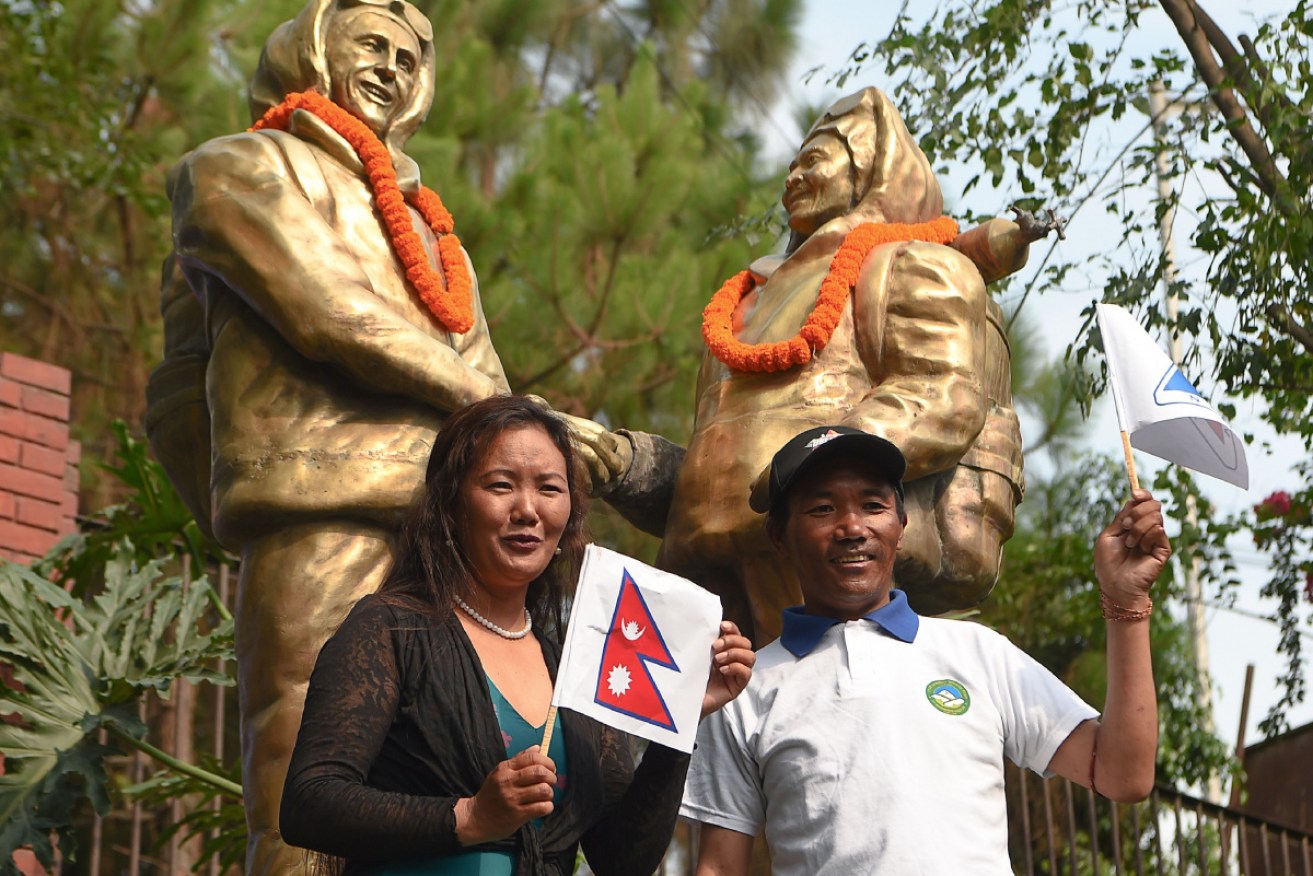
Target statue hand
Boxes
[1009,204,1068,243]
[557,412,634,496]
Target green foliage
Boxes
[50,421,224,596]
[0,423,240,872]
[125,755,248,874]
[1250,475,1313,736]
[0,548,235,874]
[0,0,256,507]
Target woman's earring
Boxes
[554,547,562,556]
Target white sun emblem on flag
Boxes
[607,664,632,696]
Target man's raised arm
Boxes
[1047,489,1169,802]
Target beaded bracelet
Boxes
[1099,590,1153,621]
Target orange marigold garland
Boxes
[250,90,475,334]
[702,216,960,373]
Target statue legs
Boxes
[234,522,395,876]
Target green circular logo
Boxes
[925,679,971,715]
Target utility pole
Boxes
[1148,80,1222,804]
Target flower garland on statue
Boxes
[250,90,475,334]
[701,216,960,373]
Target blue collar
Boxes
[779,590,919,658]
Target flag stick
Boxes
[1120,430,1140,492]
[539,704,559,753]
[1098,306,1140,495]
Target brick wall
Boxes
[0,353,80,564]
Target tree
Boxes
[823,0,1313,735]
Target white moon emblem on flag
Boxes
[620,619,645,641]
[607,664,632,696]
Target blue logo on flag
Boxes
[1152,365,1209,409]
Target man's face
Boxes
[782,132,854,237]
[326,10,421,136]
[768,453,905,619]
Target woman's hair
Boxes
[376,395,589,640]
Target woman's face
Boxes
[460,425,571,598]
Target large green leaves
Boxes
[0,547,234,874]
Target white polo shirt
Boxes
[681,594,1098,874]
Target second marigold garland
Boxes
[250,90,475,334]
[702,216,960,373]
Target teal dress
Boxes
[367,678,569,875]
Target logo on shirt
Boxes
[925,679,970,715]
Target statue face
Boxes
[783,133,855,237]
[326,10,421,136]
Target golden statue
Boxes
[640,88,1038,641]
[146,1,509,872]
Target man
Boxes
[146,2,508,872]
[648,87,1044,642]
[680,425,1167,874]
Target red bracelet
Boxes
[1100,590,1153,621]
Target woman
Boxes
[280,395,754,875]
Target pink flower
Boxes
[1257,490,1293,519]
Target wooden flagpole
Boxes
[539,704,559,752]
[1120,431,1140,492]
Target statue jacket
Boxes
[161,110,509,547]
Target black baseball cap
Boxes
[749,425,906,516]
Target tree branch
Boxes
[1156,0,1286,201]
[1266,303,1313,352]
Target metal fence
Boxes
[1008,764,1313,875]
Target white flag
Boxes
[1096,302,1249,489]
[552,545,722,753]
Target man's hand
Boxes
[1094,489,1171,610]
[701,621,755,719]
[454,747,557,846]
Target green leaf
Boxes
[0,546,235,872]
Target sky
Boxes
[764,0,1313,766]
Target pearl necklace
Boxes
[454,594,533,640]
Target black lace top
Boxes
[280,594,691,875]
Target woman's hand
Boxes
[701,621,755,719]
[454,747,557,846]
[1094,489,1171,611]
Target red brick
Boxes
[0,407,19,439]
[0,379,18,408]
[16,497,61,532]
[19,442,65,478]
[65,440,81,466]
[20,386,69,422]
[0,409,67,451]
[59,491,77,518]
[0,435,16,465]
[63,463,79,492]
[59,515,76,535]
[0,520,59,556]
[0,353,71,395]
[0,493,13,520]
[0,463,64,502]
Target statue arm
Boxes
[171,135,503,414]
[848,242,989,481]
